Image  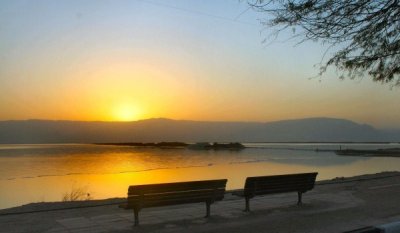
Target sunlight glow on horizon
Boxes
[113,103,143,121]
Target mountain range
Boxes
[0,117,399,143]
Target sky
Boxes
[0,0,399,129]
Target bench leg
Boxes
[297,192,303,205]
[134,208,139,226]
[245,197,250,212]
[205,201,211,218]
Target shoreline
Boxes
[1,171,399,215]
[1,171,400,233]
[2,141,400,145]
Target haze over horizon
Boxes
[2,117,400,143]
[1,0,400,129]
[1,116,397,130]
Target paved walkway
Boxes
[1,172,400,233]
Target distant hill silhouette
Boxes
[0,118,399,143]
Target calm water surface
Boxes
[0,143,399,209]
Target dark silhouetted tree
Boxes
[249,0,400,85]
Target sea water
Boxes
[0,143,399,209]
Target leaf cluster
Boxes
[250,0,400,84]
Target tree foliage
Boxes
[249,0,400,85]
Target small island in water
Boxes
[187,142,245,150]
[95,142,245,150]
[94,142,189,148]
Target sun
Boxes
[113,104,142,121]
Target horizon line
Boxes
[0,116,353,124]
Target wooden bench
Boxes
[121,179,227,226]
[238,172,318,211]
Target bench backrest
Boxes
[128,179,227,208]
[244,172,318,198]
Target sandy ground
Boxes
[1,172,400,233]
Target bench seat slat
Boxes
[248,181,315,191]
[128,187,225,196]
[247,183,314,190]
[128,180,227,194]
[247,177,316,184]
[128,188,225,199]
[127,189,225,206]
[256,181,315,186]
[246,173,316,180]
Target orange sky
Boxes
[1,0,399,128]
